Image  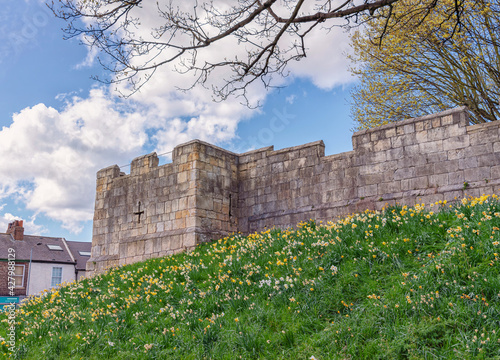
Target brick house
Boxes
[0,220,91,308]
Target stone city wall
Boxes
[88,141,239,273]
[88,107,500,273]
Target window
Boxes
[14,265,25,288]
[51,267,63,287]
[78,251,91,256]
[47,244,63,251]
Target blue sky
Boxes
[0,0,356,242]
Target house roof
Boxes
[65,241,92,271]
[0,233,75,264]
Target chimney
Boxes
[7,220,24,241]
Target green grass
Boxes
[2,195,500,359]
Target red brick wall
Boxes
[0,261,29,297]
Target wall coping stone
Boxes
[467,120,500,133]
[353,107,469,137]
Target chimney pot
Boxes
[6,220,24,241]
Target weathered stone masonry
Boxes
[88,107,500,273]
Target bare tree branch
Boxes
[49,0,463,103]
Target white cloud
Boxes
[0,213,46,235]
[78,0,355,98]
[286,95,297,105]
[0,89,148,233]
[0,1,358,234]
[0,85,258,234]
[288,25,354,90]
[74,39,99,69]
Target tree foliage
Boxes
[350,0,500,130]
[50,0,463,103]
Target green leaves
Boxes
[350,0,500,129]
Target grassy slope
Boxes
[1,195,500,359]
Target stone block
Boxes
[360,173,385,186]
[443,123,466,138]
[429,174,448,187]
[448,170,464,184]
[458,157,478,170]
[427,126,446,141]
[144,239,154,255]
[385,148,404,161]
[158,238,170,252]
[385,128,396,138]
[492,165,500,179]
[415,130,428,143]
[394,167,415,180]
[415,164,435,176]
[478,153,500,167]
[419,140,443,153]
[422,119,433,130]
[464,167,491,182]
[127,243,136,257]
[469,129,499,146]
[147,223,156,234]
[177,171,188,183]
[466,144,492,157]
[443,190,463,202]
[401,176,429,191]
[404,123,415,134]
[368,151,387,163]
[443,135,470,151]
[441,115,453,126]
[419,194,444,205]
[434,160,458,174]
[392,133,416,148]
[373,138,391,151]
[184,235,197,247]
[447,148,464,161]
[415,121,424,132]
[431,117,441,128]
[370,132,381,142]
[171,236,183,250]
[136,240,145,255]
[155,202,165,215]
[378,181,401,194]
[403,144,420,156]
[358,184,378,197]
[174,217,186,229]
